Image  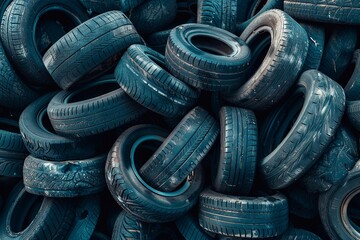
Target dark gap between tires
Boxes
[147,54,168,71]
[249,0,267,18]
[341,61,356,88]
[0,121,20,133]
[191,35,234,56]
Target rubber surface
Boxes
[259,70,345,189]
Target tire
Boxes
[199,188,288,238]
[319,162,360,239]
[47,75,147,138]
[139,107,219,192]
[284,0,360,24]
[67,195,101,240]
[318,26,357,83]
[197,0,238,33]
[281,228,322,240]
[0,0,12,18]
[282,185,319,219]
[19,93,100,161]
[176,214,213,240]
[212,106,257,195]
[0,157,23,177]
[115,44,200,118]
[223,9,309,110]
[0,42,39,110]
[237,0,283,33]
[300,125,359,193]
[259,70,345,189]
[0,117,27,158]
[0,182,75,239]
[165,23,251,92]
[347,100,360,131]
[129,0,177,36]
[79,0,145,14]
[43,11,143,90]
[343,49,360,101]
[105,124,204,223]
[23,154,107,197]
[299,22,325,72]
[0,0,89,88]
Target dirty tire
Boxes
[197,0,238,33]
[115,44,199,118]
[23,154,106,197]
[0,182,75,239]
[47,75,147,138]
[223,9,309,110]
[319,162,360,239]
[284,0,360,24]
[212,106,257,195]
[199,188,288,238]
[165,23,251,91]
[300,125,359,193]
[43,11,143,90]
[0,0,89,88]
[259,70,345,189]
[19,93,100,161]
[105,124,204,223]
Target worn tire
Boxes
[319,161,360,239]
[284,0,360,24]
[115,44,199,118]
[165,23,251,91]
[23,154,106,197]
[0,0,89,88]
[0,182,75,239]
[259,70,345,189]
[223,9,309,110]
[129,0,177,36]
[47,75,147,138]
[176,214,213,240]
[212,106,257,195]
[347,100,360,131]
[199,188,288,238]
[197,0,238,33]
[318,26,357,82]
[105,124,204,223]
[139,107,219,192]
[19,93,100,160]
[300,125,359,193]
[344,49,360,101]
[43,11,143,90]
[0,117,27,159]
[281,228,322,240]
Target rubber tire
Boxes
[47,75,147,138]
[259,70,345,189]
[344,49,360,101]
[299,22,325,72]
[19,92,102,161]
[300,125,359,193]
[115,44,199,118]
[223,9,309,110]
[176,214,213,240]
[23,154,106,197]
[281,228,322,240]
[139,107,219,192]
[79,0,146,14]
[0,182,75,239]
[43,11,143,90]
[199,188,289,238]
[0,42,39,110]
[0,117,27,158]
[212,106,257,195]
[347,100,360,131]
[129,0,177,36]
[237,0,283,33]
[105,124,204,223]
[165,23,251,92]
[318,26,357,83]
[67,195,101,240]
[319,162,360,239]
[197,0,238,33]
[0,0,89,88]
[284,0,360,24]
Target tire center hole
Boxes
[66,81,120,103]
[249,0,267,18]
[10,192,42,233]
[191,35,234,56]
[247,30,271,77]
[347,193,360,232]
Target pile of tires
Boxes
[0,0,359,239]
